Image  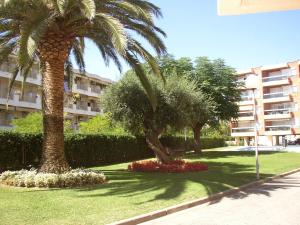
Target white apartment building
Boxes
[231,60,300,146]
[0,56,113,129]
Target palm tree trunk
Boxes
[39,58,69,173]
[38,35,72,173]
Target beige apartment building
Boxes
[231,60,300,146]
[0,57,113,129]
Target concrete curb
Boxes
[108,167,300,225]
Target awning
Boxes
[218,0,300,15]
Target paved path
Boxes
[141,171,300,225]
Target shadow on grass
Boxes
[73,151,287,204]
[18,151,295,206]
[188,150,284,159]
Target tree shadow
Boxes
[16,151,296,207]
[74,153,286,205]
[207,175,300,205]
[188,150,283,159]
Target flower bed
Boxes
[128,160,208,173]
[0,169,106,188]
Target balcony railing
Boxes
[262,74,288,83]
[91,106,101,112]
[241,96,253,101]
[20,72,38,80]
[263,92,289,99]
[265,125,291,131]
[77,83,88,91]
[76,102,88,110]
[264,108,293,115]
[0,64,14,73]
[64,100,73,109]
[0,118,12,127]
[232,127,255,133]
[91,85,102,94]
[21,95,37,103]
[238,112,253,117]
[0,91,13,100]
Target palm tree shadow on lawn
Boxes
[74,152,285,204]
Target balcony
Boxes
[64,103,100,116]
[264,125,292,135]
[0,115,13,129]
[0,93,41,109]
[77,83,88,91]
[262,74,290,87]
[231,127,255,137]
[264,109,293,120]
[0,125,13,130]
[91,85,102,94]
[238,112,254,121]
[238,96,253,105]
[73,84,102,98]
[239,105,253,111]
[0,70,41,85]
[263,92,291,103]
[91,105,101,112]
[76,102,88,111]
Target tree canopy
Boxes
[145,55,240,151]
[102,73,204,163]
[155,55,241,121]
[191,57,241,121]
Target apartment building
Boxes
[231,60,300,146]
[0,56,113,129]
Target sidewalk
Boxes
[141,171,300,225]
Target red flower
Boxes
[128,160,208,173]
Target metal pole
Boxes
[252,89,260,180]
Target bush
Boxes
[11,112,73,133]
[0,132,225,171]
[128,160,208,173]
[0,169,106,188]
[79,114,127,135]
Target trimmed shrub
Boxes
[0,132,225,171]
[0,169,106,188]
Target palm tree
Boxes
[0,0,166,173]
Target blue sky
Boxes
[81,0,300,81]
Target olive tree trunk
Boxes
[38,34,72,173]
[192,123,204,154]
[145,130,173,164]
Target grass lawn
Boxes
[0,150,300,225]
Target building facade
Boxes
[231,60,300,146]
[0,56,113,129]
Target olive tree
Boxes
[103,74,198,164]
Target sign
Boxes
[218,0,300,15]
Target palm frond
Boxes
[124,50,157,110]
[94,13,127,54]
[81,0,96,20]
[128,38,165,83]
[6,66,18,109]
[65,58,74,91]
[71,37,85,73]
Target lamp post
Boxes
[252,88,260,180]
[245,74,260,180]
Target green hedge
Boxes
[0,132,225,171]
